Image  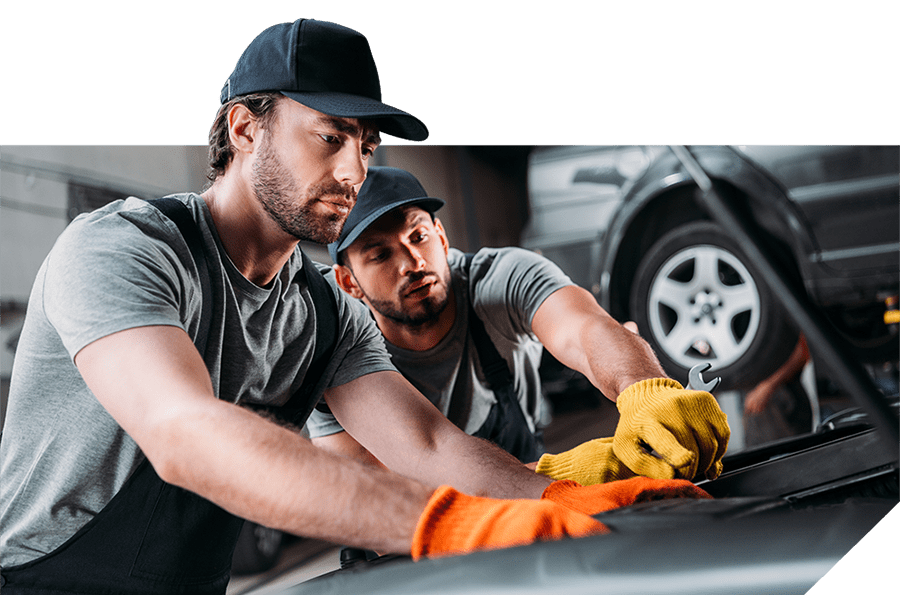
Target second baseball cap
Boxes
[328,167,445,262]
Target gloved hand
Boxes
[534,438,636,485]
[613,378,730,481]
[411,485,607,560]
[542,477,712,516]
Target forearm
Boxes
[764,335,810,386]
[534,286,667,400]
[312,431,388,469]
[578,317,668,399]
[314,425,549,499]
[326,371,552,500]
[156,398,432,553]
[76,326,433,554]
[394,427,553,500]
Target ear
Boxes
[333,263,365,299]
[227,104,261,156]
[434,218,450,256]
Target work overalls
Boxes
[1,199,338,594]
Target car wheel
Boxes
[231,521,284,575]
[629,221,799,391]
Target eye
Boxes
[319,134,339,144]
[369,250,389,263]
[362,145,376,159]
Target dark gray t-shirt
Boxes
[306,247,573,437]
[0,194,394,566]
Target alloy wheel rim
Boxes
[646,244,761,370]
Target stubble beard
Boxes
[361,269,452,328]
[251,137,355,244]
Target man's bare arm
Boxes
[312,431,388,469]
[531,285,668,400]
[75,325,433,554]
[322,370,553,499]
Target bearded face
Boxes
[357,264,453,327]
[251,132,357,245]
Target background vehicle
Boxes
[522,145,899,391]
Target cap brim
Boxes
[329,196,444,261]
[282,91,428,141]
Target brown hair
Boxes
[206,92,283,182]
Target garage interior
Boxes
[1,145,897,594]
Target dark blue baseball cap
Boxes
[328,167,445,263]
[221,19,428,141]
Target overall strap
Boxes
[464,253,514,391]
[464,252,542,463]
[148,197,212,355]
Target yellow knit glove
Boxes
[534,438,637,485]
[613,378,730,481]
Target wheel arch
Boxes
[599,148,813,322]
[602,181,707,320]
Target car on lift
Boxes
[521,145,899,391]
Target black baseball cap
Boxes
[221,19,428,141]
[328,167,445,262]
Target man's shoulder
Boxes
[450,246,551,282]
[64,193,201,243]
[46,193,208,300]
[459,245,573,322]
[448,245,533,267]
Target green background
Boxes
[0,0,900,595]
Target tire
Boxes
[629,221,799,391]
[231,521,284,575]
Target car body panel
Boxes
[735,145,899,284]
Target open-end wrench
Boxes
[687,363,721,393]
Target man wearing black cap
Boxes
[0,19,711,594]
[310,166,730,485]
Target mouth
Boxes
[321,198,354,217]
[404,277,437,298]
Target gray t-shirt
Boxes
[0,194,394,566]
[306,247,572,437]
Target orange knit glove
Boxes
[542,477,713,516]
[411,486,608,560]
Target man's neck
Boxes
[200,178,298,287]
[377,291,458,352]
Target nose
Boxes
[399,244,426,275]
[334,144,368,187]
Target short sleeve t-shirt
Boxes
[0,193,395,566]
[306,246,573,437]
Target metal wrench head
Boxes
[687,363,721,393]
